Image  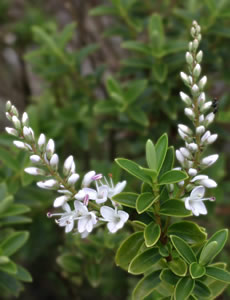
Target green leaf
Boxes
[136,193,158,214]
[106,76,123,102]
[199,229,228,265]
[168,257,188,276]
[206,267,230,283]
[144,222,161,247]
[112,192,138,208]
[168,221,207,243]
[115,158,152,185]
[57,254,81,273]
[207,279,228,299]
[193,281,211,298]
[125,79,147,104]
[0,147,20,171]
[148,14,165,57]
[132,270,161,300]
[152,62,168,83]
[174,277,195,300]
[128,248,161,275]
[189,262,206,279]
[158,170,188,185]
[0,216,32,226]
[146,139,157,170]
[160,268,180,285]
[0,231,29,257]
[115,232,144,270]
[0,271,23,297]
[199,241,218,266]
[0,260,17,275]
[160,200,192,217]
[0,256,9,264]
[89,5,117,16]
[159,146,174,177]
[121,41,151,55]
[14,265,33,282]
[170,235,196,264]
[155,133,168,173]
[94,100,119,114]
[0,204,30,218]
[0,196,14,215]
[128,106,149,127]
[85,263,101,288]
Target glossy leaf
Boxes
[57,254,81,273]
[160,199,192,217]
[85,263,101,288]
[128,248,161,275]
[112,192,138,208]
[206,266,230,283]
[128,107,149,127]
[144,222,161,247]
[170,235,196,264]
[155,133,168,173]
[168,257,187,276]
[159,146,174,177]
[189,262,206,279]
[136,193,158,214]
[199,241,218,266]
[122,41,151,55]
[0,231,29,257]
[174,277,195,300]
[160,268,180,285]
[0,260,17,275]
[106,76,123,102]
[125,79,148,104]
[146,139,157,170]
[115,232,144,270]
[168,221,207,243]
[115,158,152,185]
[193,281,211,298]
[0,204,30,218]
[14,265,33,282]
[199,229,228,265]
[158,170,188,185]
[132,270,161,300]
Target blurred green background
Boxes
[0,0,230,299]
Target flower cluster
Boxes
[176,21,218,216]
[5,101,129,236]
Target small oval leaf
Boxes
[199,241,218,266]
[189,262,206,279]
[112,192,138,208]
[206,266,230,283]
[170,235,196,264]
[159,170,188,185]
[115,232,144,270]
[160,200,192,217]
[174,277,195,300]
[128,248,161,275]
[144,222,161,247]
[146,139,157,170]
[168,257,188,276]
[136,193,158,214]
[155,133,168,173]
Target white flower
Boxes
[185,108,195,120]
[22,112,29,126]
[24,167,45,176]
[178,124,193,135]
[82,170,96,187]
[63,155,74,176]
[196,126,205,135]
[176,150,185,165]
[188,168,197,176]
[37,179,59,190]
[179,92,192,106]
[80,185,109,204]
[50,154,59,170]
[100,206,129,233]
[198,76,207,89]
[184,186,215,216]
[5,127,18,136]
[47,202,78,233]
[74,201,97,233]
[13,141,31,150]
[38,133,46,151]
[205,112,215,126]
[46,139,55,159]
[30,155,41,164]
[68,173,80,185]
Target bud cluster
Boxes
[177,21,218,216]
[5,101,128,236]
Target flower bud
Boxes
[5,127,18,137]
[37,179,59,190]
[13,141,29,150]
[5,112,12,121]
[5,100,12,111]
[178,124,193,135]
[22,112,29,126]
[63,155,74,176]
[187,143,198,152]
[180,72,190,85]
[53,195,69,207]
[192,39,199,50]
[199,114,204,123]
[24,167,45,176]
[198,92,206,106]
[191,84,199,97]
[38,134,46,152]
[30,155,41,164]
[193,64,201,78]
[11,105,19,117]
[50,154,59,170]
[23,126,34,142]
[188,168,197,176]
[196,50,203,63]
[197,34,202,42]
[46,139,55,160]
[179,92,192,106]
[201,131,210,144]
[186,52,193,65]
[200,101,212,113]
[191,27,196,37]
[184,108,195,120]
[176,150,184,164]
[196,126,205,135]
[12,116,21,130]
[201,154,219,167]
[180,147,192,159]
[207,134,218,144]
[188,42,193,52]
[178,129,188,141]
[204,112,215,126]
[67,173,80,185]
[198,76,207,90]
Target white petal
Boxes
[117,210,129,222]
[191,200,207,215]
[62,202,71,213]
[82,170,96,187]
[82,188,97,200]
[191,175,208,182]
[190,186,205,199]
[107,222,118,233]
[74,190,86,200]
[112,181,126,196]
[65,221,74,233]
[100,206,115,222]
[53,196,68,207]
[185,198,191,210]
[78,217,88,233]
[201,178,217,188]
[74,200,88,215]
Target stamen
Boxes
[92,173,103,181]
[47,212,52,218]
[83,194,89,206]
